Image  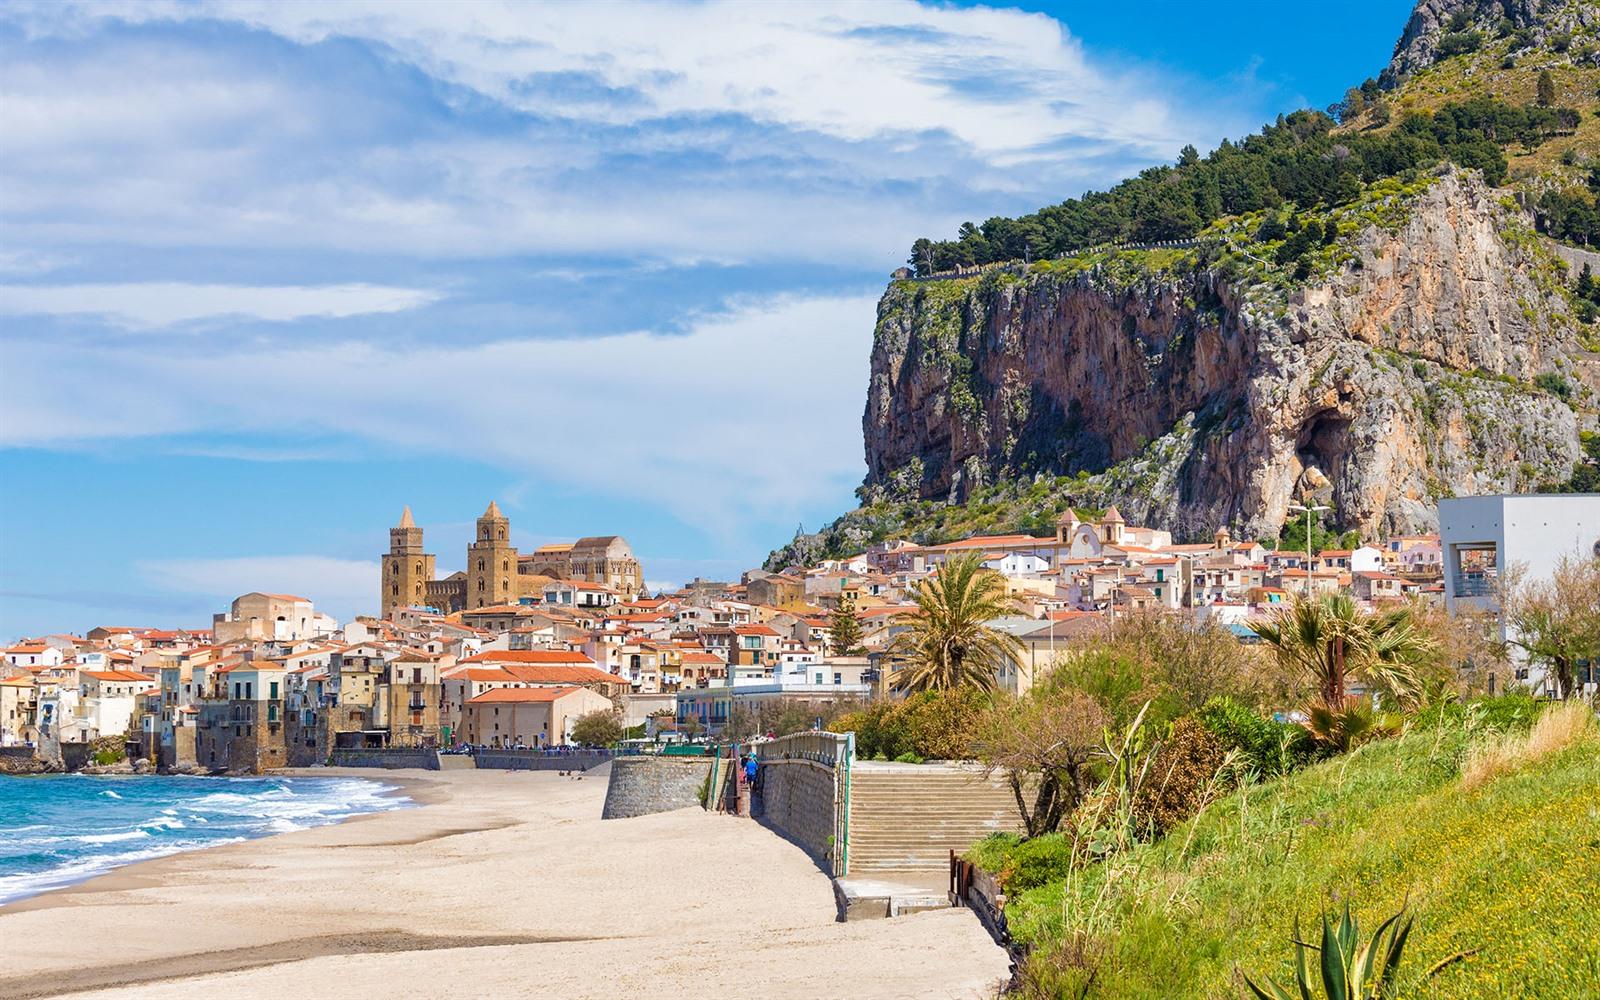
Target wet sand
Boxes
[0,767,1008,999]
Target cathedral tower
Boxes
[466,500,517,609]
[380,506,436,618]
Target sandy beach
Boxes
[0,767,1008,1000]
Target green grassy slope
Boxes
[989,721,1600,998]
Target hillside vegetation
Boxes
[970,703,1600,999]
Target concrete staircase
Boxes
[846,764,1023,876]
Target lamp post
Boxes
[1287,503,1331,597]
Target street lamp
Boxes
[1287,503,1331,596]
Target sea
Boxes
[0,773,408,905]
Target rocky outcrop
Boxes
[1381,0,1600,86]
[860,169,1585,542]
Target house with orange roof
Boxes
[1,675,38,745]
[460,685,613,747]
[4,640,64,670]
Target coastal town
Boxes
[3,494,1587,774]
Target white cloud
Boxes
[2,292,876,541]
[0,2,1249,268]
[17,1,1191,157]
[138,555,378,617]
[0,282,440,328]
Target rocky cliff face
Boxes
[860,169,1584,542]
[1382,0,1599,85]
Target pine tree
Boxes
[1537,69,1556,107]
[829,594,864,656]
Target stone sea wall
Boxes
[757,758,843,875]
[329,748,440,770]
[602,756,714,819]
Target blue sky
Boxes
[0,0,1413,638]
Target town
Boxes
[3,493,1591,773]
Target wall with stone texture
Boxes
[602,756,714,819]
[474,749,614,771]
[757,759,841,874]
[329,747,440,770]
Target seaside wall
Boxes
[757,757,843,874]
[475,749,614,771]
[602,756,714,819]
[329,748,440,770]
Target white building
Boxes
[1440,494,1600,695]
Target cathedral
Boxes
[379,502,645,616]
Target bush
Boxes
[893,751,925,764]
[833,688,987,760]
[1198,696,1311,777]
[1134,717,1234,837]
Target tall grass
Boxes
[993,701,1600,999]
[1461,700,1596,790]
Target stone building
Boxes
[383,650,445,747]
[378,502,647,615]
[192,662,288,773]
[213,593,336,644]
[380,506,436,618]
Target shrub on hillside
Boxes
[1134,717,1235,837]
[1198,696,1312,777]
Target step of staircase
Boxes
[845,766,1023,874]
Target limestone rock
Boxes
[860,168,1584,542]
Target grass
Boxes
[974,702,1600,999]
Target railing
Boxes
[1451,572,1497,598]
[754,730,852,768]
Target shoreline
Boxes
[0,767,1008,999]
[0,768,421,914]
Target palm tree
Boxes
[888,552,1024,692]
[1250,593,1432,707]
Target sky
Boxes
[0,0,1414,638]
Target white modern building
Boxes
[1440,494,1600,694]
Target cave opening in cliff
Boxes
[1295,410,1352,500]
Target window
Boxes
[269,682,279,699]
[833,672,842,685]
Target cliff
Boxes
[858,168,1586,544]
[1382,0,1599,86]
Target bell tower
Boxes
[380,506,435,618]
[466,500,516,609]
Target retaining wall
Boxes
[329,748,440,770]
[602,756,714,819]
[757,757,843,874]
[475,749,614,772]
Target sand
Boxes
[0,767,1009,999]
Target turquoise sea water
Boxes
[0,774,407,905]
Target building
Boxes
[193,661,289,772]
[1441,493,1600,695]
[379,503,647,614]
[213,593,337,644]
[461,685,614,747]
[1,676,37,745]
[380,506,437,618]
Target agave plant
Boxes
[1242,904,1412,1000]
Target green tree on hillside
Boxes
[1538,68,1556,106]
[829,593,865,655]
[888,552,1023,692]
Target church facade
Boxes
[379,503,645,617]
